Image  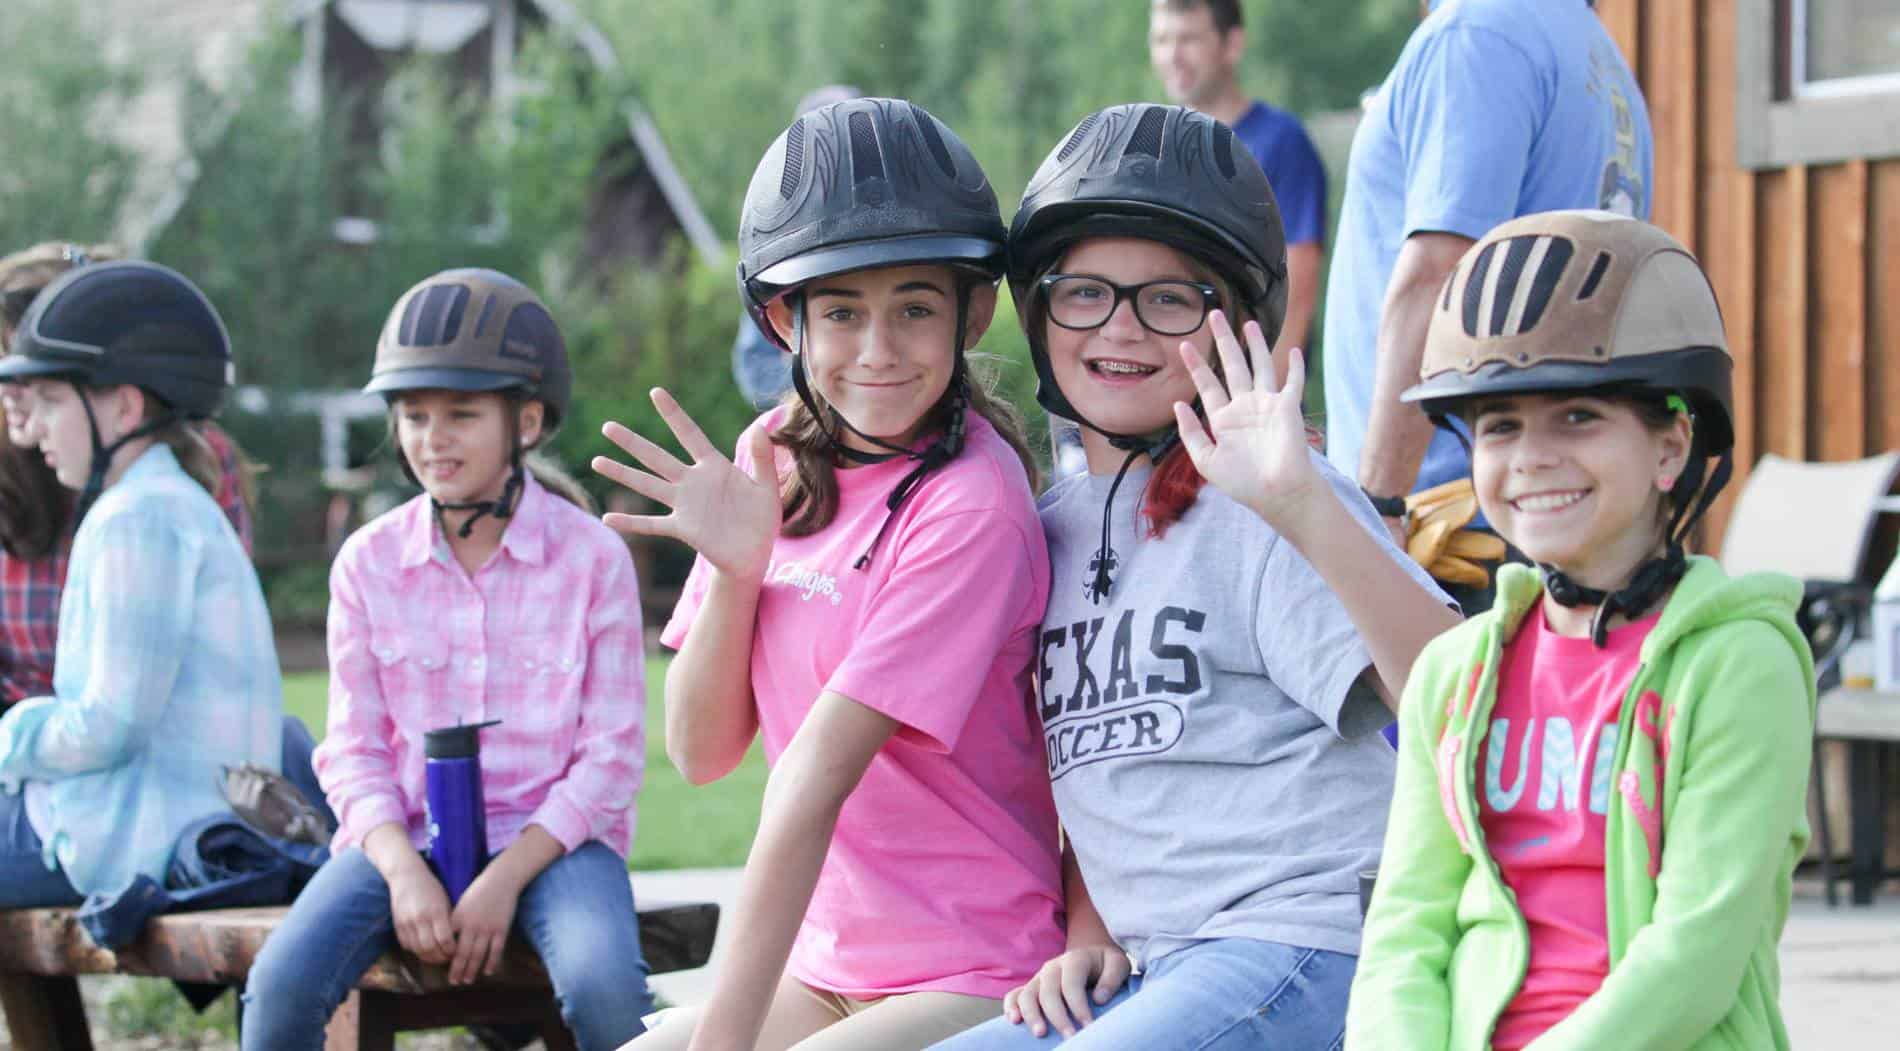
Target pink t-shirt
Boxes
[661,408,1063,1000]
[1479,602,1657,1050]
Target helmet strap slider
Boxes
[848,283,976,571]
[430,414,527,540]
[71,380,178,523]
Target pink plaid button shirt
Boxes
[313,476,645,857]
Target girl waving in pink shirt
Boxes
[243,270,653,1051]
[598,99,1063,1051]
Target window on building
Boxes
[304,0,514,236]
[1792,0,1900,97]
[1738,0,1900,167]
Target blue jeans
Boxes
[929,938,1353,1051]
[240,843,653,1051]
[0,788,81,909]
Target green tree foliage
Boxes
[150,27,642,568]
[587,0,1416,235]
[0,1,141,250]
[7,0,1420,579]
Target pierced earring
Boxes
[1658,475,1676,492]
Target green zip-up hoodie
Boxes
[1347,557,1814,1050]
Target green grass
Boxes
[283,655,766,871]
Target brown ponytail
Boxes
[524,452,597,516]
[0,432,68,558]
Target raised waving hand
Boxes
[1174,309,1323,531]
[591,388,781,581]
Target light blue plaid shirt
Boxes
[0,444,281,895]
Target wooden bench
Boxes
[1814,687,1900,906]
[0,898,717,1051]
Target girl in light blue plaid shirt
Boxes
[0,259,282,910]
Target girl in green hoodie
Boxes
[1347,210,1815,1051]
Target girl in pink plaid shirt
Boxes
[244,270,654,1051]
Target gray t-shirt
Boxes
[1036,451,1447,963]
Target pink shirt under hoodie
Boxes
[663,408,1063,1000]
[1478,602,1660,1049]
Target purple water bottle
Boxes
[424,720,499,903]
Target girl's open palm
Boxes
[591,388,781,580]
[1174,310,1322,529]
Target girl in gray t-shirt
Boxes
[932,104,1457,1051]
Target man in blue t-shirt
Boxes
[1325,0,1652,546]
[1150,0,1327,354]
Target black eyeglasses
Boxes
[1038,274,1220,337]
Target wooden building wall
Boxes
[1594,0,1899,547]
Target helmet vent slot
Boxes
[1461,242,1498,338]
[1212,121,1238,179]
[499,302,560,367]
[471,291,498,338]
[910,103,956,176]
[1577,250,1613,300]
[1124,106,1167,158]
[1518,236,1574,332]
[849,111,885,183]
[1467,235,1575,338]
[1487,236,1538,337]
[1057,113,1100,162]
[401,284,469,347]
[780,118,806,199]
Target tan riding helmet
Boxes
[365,268,572,432]
[1402,209,1734,456]
[1,242,121,347]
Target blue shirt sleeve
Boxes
[1394,23,1547,241]
[1267,125,1328,247]
[0,510,200,783]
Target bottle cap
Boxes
[424,720,501,760]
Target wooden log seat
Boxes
[0,897,717,1051]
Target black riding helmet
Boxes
[367,268,571,536]
[1010,103,1288,432]
[738,98,1006,344]
[736,98,1007,568]
[0,260,233,516]
[1007,103,1288,603]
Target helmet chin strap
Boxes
[72,380,177,521]
[784,288,974,570]
[1082,429,1178,606]
[1058,392,1190,607]
[430,411,527,540]
[1541,547,1687,647]
[1541,443,1733,646]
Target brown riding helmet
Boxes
[1401,209,1734,456]
[366,268,572,433]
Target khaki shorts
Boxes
[622,970,1002,1051]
